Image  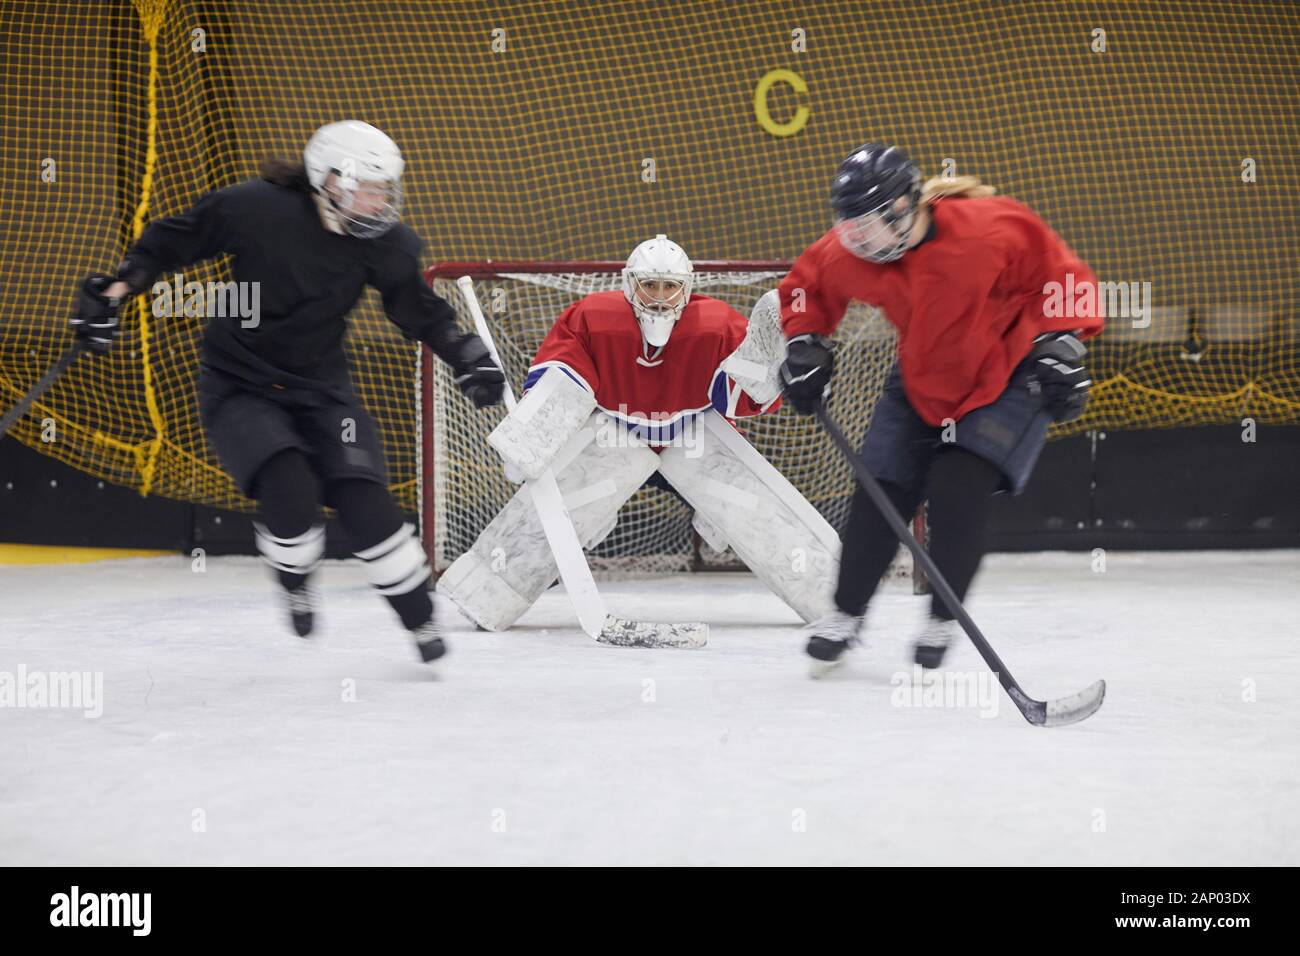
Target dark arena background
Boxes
[0,0,1296,894]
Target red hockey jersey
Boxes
[780,195,1105,426]
[525,290,778,443]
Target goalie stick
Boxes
[0,342,86,441]
[815,404,1105,727]
[457,276,708,648]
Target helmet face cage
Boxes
[834,193,917,263]
[328,174,403,239]
[626,271,693,347]
[629,272,690,316]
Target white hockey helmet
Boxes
[622,234,694,348]
[303,120,405,238]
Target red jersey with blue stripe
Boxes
[524,290,778,444]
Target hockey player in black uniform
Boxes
[70,120,504,662]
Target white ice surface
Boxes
[1,550,1296,865]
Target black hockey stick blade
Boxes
[814,404,1105,727]
[0,342,86,441]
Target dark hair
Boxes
[259,157,311,190]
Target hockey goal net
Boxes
[419,261,919,581]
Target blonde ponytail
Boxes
[920,174,996,205]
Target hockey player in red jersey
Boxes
[438,235,843,631]
[778,143,1104,675]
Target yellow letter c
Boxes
[754,69,809,137]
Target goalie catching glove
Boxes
[1024,331,1090,423]
[446,335,506,408]
[779,334,835,415]
[70,274,125,354]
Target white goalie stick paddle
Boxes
[457,276,708,648]
[815,405,1105,727]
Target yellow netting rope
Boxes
[0,0,1295,515]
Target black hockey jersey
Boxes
[119,178,467,393]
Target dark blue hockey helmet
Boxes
[829,143,923,262]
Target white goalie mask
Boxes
[304,120,405,239]
[622,234,694,349]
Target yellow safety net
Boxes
[2,0,1296,514]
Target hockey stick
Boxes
[815,405,1105,727]
[457,276,708,648]
[0,342,86,441]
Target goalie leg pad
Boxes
[254,522,325,576]
[692,510,729,554]
[437,414,659,630]
[488,366,597,482]
[657,410,839,623]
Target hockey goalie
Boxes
[436,235,841,631]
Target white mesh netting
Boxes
[421,266,904,578]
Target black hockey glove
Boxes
[70,274,124,354]
[449,335,506,409]
[1025,331,1090,423]
[780,334,835,415]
